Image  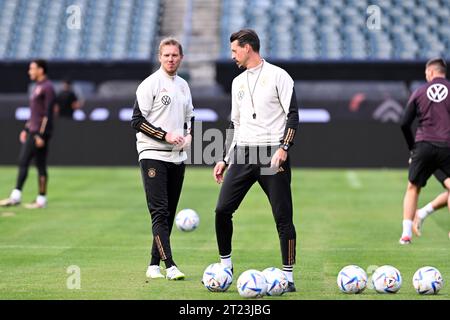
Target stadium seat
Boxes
[220,0,450,60]
[0,0,161,60]
[97,80,141,98]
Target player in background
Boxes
[54,79,82,119]
[213,29,299,292]
[413,170,450,238]
[131,38,194,280]
[399,58,450,244]
[0,60,55,209]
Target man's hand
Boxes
[213,161,227,184]
[180,134,192,149]
[408,150,414,165]
[34,135,45,148]
[19,130,27,144]
[165,132,185,146]
[270,148,288,169]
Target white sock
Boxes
[220,254,232,268]
[36,195,47,206]
[418,203,434,220]
[10,189,21,202]
[402,219,413,238]
[283,266,294,282]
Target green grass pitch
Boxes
[0,166,449,300]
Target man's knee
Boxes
[37,167,47,177]
[215,203,234,218]
[443,178,450,191]
[407,182,421,194]
[215,203,236,219]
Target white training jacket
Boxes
[225,59,296,162]
[133,67,195,163]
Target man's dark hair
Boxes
[230,29,260,53]
[31,59,48,75]
[426,57,447,74]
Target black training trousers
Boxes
[16,134,49,194]
[215,146,296,266]
[140,159,185,268]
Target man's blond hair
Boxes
[159,37,183,56]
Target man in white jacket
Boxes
[213,29,299,292]
[131,38,194,280]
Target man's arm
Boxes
[130,99,167,141]
[36,85,56,146]
[71,92,82,110]
[180,85,195,148]
[279,87,299,150]
[400,95,417,151]
[214,80,239,183]
[213,121,236,184]
[222,121,236,164]
[184,85,195,135]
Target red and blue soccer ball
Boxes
[372,265,402,293]
[337,265,368,294]
[413,266,444,295]
[175,208,199,232]
[202,263,233,292]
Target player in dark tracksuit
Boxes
[0,60,55,209]
[399,57,450,244]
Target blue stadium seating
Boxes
[0,0,161,60]
[220,0,450,60]
[1,0,449,61]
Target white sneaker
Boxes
[399,236,412,245]
[146,265,165,279]
[24,195,47,209]
[166,266,185,280]
[0,189,21,207]
[0,198,20,207]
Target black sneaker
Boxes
[285,282,296,293]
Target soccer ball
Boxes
[175,209,199,232]
[413,266,444,295]
[202,263,233,292]
[262,267,289,296]
[372,265,402,293]
[237,269,268,298]
[336,265,368,294]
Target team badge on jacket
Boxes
[237,90,244,101]
[148,168,156,178]
[161,95,171,106]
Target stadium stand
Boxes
[0,0,448,108]
[220,0,450,60]
[0,0,161,60]
[0,0,448,167]
[3,0,449,63]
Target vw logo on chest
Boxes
[427,84,448,103]
[161,95,171,106]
